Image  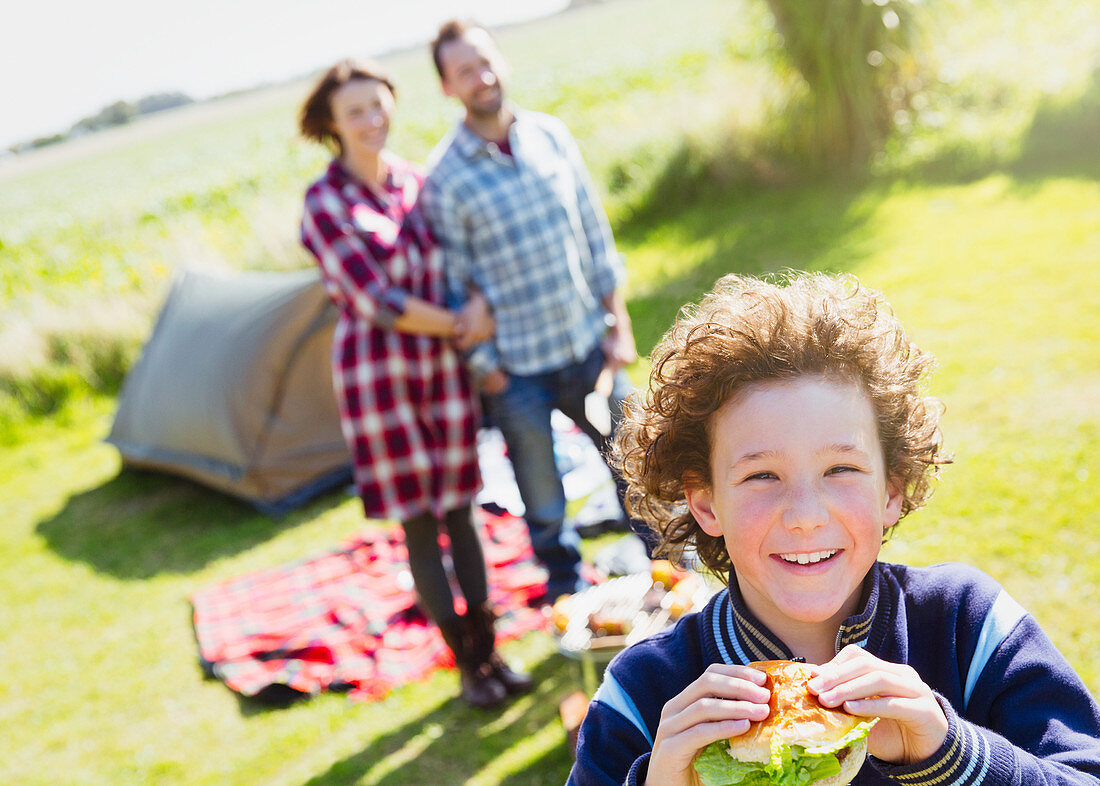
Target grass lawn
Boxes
[1,0,1098,783]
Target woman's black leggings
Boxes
[400,505,488,625]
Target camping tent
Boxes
[107,268,352,515]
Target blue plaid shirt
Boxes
[422,108,624,377]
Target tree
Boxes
[134,92,193,115]
[765,0,921,170]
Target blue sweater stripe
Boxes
[709,593,743,665]
[964,590,1026,711]
[720,595,753,664]
[968,728,992,785]
[954,725,983,785]
[593,672,654,746]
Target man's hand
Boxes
[478,368,510,396]
[601,322,638,370]
[453,292,495,351]
[645,663,771,786]
[599,290,638,370]
[807,645,949,766]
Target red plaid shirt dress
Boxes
[301,155,480,522]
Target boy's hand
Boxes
[645,663,771,786]
[807,645,948,766]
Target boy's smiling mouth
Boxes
[777,549,839,565]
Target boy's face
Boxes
[685,375,903,637]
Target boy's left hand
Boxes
[807,645,948,766]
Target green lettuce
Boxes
[693,720,877,786]
[693,742,775,786]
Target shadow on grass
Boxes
[34,467,349,579]
[1010,66,1100,184]
[615,151,875,356]
[887,66,1100,186]
[608,66,1100,358]
[232,682,340,716]
[299,649,578,786]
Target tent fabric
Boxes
[107,268,352,515]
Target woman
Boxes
[299,59,530,708]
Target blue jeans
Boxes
[484,345,636,598]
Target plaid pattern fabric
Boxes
[422,109,625,377]
[301,156,481,521]
[191,510,548,702]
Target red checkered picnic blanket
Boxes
[191,510,548,702]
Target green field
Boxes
[1,0,1098,783]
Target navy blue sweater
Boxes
[568,562,1100,785]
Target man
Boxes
[422,20,646,600]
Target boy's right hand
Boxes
[645,663,771,786]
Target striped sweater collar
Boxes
[703,563,884,665]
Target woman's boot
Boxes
[437,615,506,708]
[467,601,535,695]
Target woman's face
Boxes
[328,78,394,157]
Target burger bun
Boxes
[725,660,870,786]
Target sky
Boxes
[0,0,569,150]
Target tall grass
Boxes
[2,0,1094,431]
[764,0,923,169]
[0,0,762,432]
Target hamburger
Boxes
[693,660,877,786]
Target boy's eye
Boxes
[825,465,859,476]
[744,471,777,482]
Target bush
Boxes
[764,0,925,170]
[0,297,149,431]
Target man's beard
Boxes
[467,86,504,119]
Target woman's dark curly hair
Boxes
[613,272,950,579]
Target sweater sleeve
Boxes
[567,615,714,786]
[876,608,1100,785]
[568,636,676,786]
[567,672,655,785]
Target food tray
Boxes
[553,571,716,659]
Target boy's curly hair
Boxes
[614,272,950,576]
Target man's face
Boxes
[438,28,509,118]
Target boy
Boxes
[568,273,1100,785]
